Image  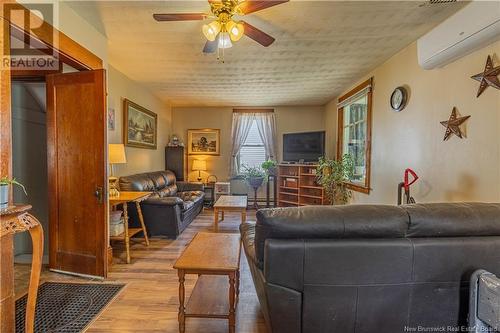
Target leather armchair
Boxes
[241,203,500,333]
[119,170,205,238]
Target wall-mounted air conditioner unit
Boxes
[417,1,500,70]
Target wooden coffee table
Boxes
[174,232,241,333]
[213,195,247,232]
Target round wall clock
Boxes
[390,86,408,112]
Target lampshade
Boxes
[226,20,244,42]
[192,159,207,171]
[109,144,127,164]
[202,21,221,41]
[218,32,233,49]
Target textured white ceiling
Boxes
[66,1,467,106]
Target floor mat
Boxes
[16,282,124,333]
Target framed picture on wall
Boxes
[123,98,157,149]
[107,107,115,130]
[187,129,220,155]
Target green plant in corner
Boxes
[261,159,277,176]
[316,155,354,205]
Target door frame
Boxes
[1,0,104,185]
[1,2,106,274]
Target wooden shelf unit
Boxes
[278,164,326,207]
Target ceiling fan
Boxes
[153,0,289,59]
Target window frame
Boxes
[337,77,373,194]
[237,119,267,173]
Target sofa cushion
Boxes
[119,173,156,192]
[149,171,167,189]
[178,191,204,202]
[255,205,408,268]
[403,202,500,237]
[157,184,178,197]
[119,170,177,193]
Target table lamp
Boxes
[192,160,207,182]
[109,144,127,197]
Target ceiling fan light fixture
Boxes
[202,20,221,41]
[226,20,244,41]
[218,32,233,49]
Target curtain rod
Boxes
[233,109,274,113]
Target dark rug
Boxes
[16,282,124,333]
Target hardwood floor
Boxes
[14,209,267,333]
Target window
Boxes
[238,119,266,172]
[337,78,372,194]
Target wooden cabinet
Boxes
[277,164,325,207]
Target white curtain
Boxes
[229,113,255,177]
[255,112,277,161]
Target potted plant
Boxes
[241,165,266,209]
[241,165,266,188]
[0,177,27,209]
[261,159,278,176]
[316,155,354,205]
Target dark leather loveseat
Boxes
[240,202,500,333]
[119,170,204,238]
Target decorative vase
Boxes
[0,184,9,209]
[248,177,264,189]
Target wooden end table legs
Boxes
[26,220,43,333]
[119,200,150,264]
[178,270,186,333]
[135,201,150,246]
[123,202,131,264]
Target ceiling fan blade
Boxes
[203,37,219,54]
[237,0,289,14]
[153,13,207,21]
[241,21,275,47]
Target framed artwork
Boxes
[123,99,157,149]
[188,129,220,155]
[107,107,115,130]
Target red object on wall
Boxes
[404,168,419,191]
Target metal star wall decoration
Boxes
[440,107,470,141]
[471,55,500,97]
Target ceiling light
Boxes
[218,32,233,49]
[226,20,244,41]
[202,20,221,41]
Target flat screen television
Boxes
[283,131,325,162]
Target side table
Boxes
[109,192,151,264]
[1,205,43,333]
[203,183,215,207]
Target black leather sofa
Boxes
[119,170,204,238]
[240,202,500,333]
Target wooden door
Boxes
[46,69,107,278]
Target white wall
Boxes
[325,41,500,204]
[108,65,172,176]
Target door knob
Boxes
[95,186,104,204]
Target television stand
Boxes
[277,164,326,207]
